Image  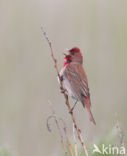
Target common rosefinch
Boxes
[60,47,96,125]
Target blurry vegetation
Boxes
[61,127,126,156]
[0,147,13,156]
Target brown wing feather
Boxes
[64,63,90,103]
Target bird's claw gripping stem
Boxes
[60,86,65,93]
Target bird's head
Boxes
[64,47,83,65]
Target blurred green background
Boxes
[0,0,127,155]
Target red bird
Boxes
[60,47,96,125]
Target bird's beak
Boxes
[63,48,70,56]
[63,53,67,56]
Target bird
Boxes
[59,47,96,125]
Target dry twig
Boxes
[42,27,88,156]
[116,117,126,156]
[73,123,78,156]
[60,119,74,156]
[47,100,67,155]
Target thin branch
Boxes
[116,118,126,156]
[47,102,74,156]
[73,124,78,156]
[47,100,67,156]
[42,27,88,156]
[41,27,59,73]
[59,119,74,156]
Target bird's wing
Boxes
[64,63,90,101]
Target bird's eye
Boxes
[71,51,75,55]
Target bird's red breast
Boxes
[63,55,72,67]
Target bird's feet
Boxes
[60,87,66,94]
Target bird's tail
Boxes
[83,100,96,125]
[87,108,96,125]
